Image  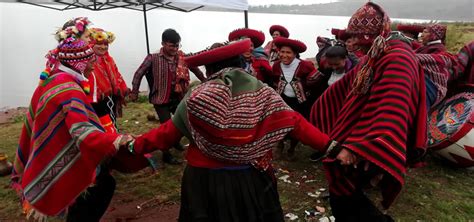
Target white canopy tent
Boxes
[9,0,249,54]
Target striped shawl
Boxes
[172,68,295,166]
[416,52,462,109]
[415,42,447,54]
[456,41,474,87]
[11,72,122,216]
[310,39,427,209]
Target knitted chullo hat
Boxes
[89,28,116,45]
[41,17,92,85]
[426,24,447,42]
[346,2,391,46]
[39,38,94,84]
[347,2,392,94]
[57,37,95,74]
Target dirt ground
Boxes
[102,199,180,222]
[0,107,27,124]
[101,193,180,222]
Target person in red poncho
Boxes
[310,2,428,221]
[88,28,128,130]
[123,38,350,222]
[264,25,290,65]
[416,24,447,54]
[271,37,321,158]
[11,38,133,222]
[272,37,319,118]
[228,28,277,86]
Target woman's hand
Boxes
[336,148,357,165]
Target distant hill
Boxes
[247,0,474,21]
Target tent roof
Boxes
[10,0,248,12]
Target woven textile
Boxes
[310,39,427,209]
[427,24,447,42]
[172,68,295,165]
[12,71,121,216]
[346,2,390,37]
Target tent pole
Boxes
[143,4,151,55]
[244,10,248,28]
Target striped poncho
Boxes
[456,40,474,87]
[415,42,447,54]
[310,39,427,209]
[11,71,124,216]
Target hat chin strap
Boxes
[57,64,87,82]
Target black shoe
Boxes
[309,151,325,162]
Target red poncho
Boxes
[12,71,122,216]
[310,39,427,209]
[415,42,447,54]
[88,52,128,103]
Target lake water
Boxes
[0,3,427,109]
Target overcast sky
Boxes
[248,0,337,5]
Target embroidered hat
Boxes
[346,2,391,46]
[57,38,95,74]
[273,37,307,53]
[426,24,447,42]
[269,25,290,38]
[228,28,266,48]
[185,38,252,67]
[89,28,116,45]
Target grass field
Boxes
[1,101,473,221]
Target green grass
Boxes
[2,102,474,221]
[445,23,474,53]
[0,122,24,220]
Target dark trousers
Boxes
[329,191,394,222]
[154,103,183,159]
[66,167,116,222]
